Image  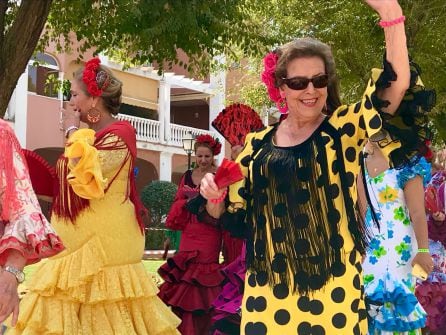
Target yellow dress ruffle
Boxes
[9,130,180,334]
[10,236,179,335]
[65,128,107,200]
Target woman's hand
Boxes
[60,108,80,132]
[412,252,434,276]
[200,173,225,200]
[0,270,19,326]
[201,173,227,219]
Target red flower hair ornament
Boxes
[82,58,110,97]
[261,51,288,114]
[195,134,222,156]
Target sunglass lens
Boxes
[313,74,329,88]
[285,74,328,90]
[288,78,309,90]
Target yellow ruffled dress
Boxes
[9,129,180,334]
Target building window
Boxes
[28,53,59,98]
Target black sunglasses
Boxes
[282,74,329,90]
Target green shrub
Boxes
[144,228,166,250]
[141,180,178,249]
[141,180,178,226]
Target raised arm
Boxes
[366,0,410,115]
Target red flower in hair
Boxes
[263,52,278,73]
[83,58,103,97]
[261,51,288,114]
[195,134,222,156]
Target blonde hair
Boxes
[73,64,122,115]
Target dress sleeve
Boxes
[227,132,256,210]
[223,127,271,237]
[65,129,128,199]
[396,156,431,189]
[165,174,192,231]
[0,130,64,265]
[329,57,434,168]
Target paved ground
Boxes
[143,249,175,260]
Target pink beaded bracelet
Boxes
[210,189,228,204]
[379,15,405,28]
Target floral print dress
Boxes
[362,157,430,335]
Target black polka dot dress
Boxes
[228,69,401,335]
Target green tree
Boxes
[0,0,271,118]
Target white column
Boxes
[13,68,29,147]
[158,79,171,144]
[209,55,226,163]
[159,151,173,181]
[58,71,65,105]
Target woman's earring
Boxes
[276,98,288,114]
[87,107,101,123]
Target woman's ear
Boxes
[279,88,286,98]
[91,96,100,108]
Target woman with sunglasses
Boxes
[200,1,433,334]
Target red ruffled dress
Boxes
[158,170,224,335]
[221,231,244,265]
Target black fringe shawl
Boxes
[236,121,369,295]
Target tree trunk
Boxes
[0,0,53,118]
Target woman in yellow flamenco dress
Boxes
[9,58,180,334]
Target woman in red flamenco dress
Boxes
[158,135,225,335]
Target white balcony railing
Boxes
[117,114,160,142]
[169,123,213,146]
[118,114,214,147]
